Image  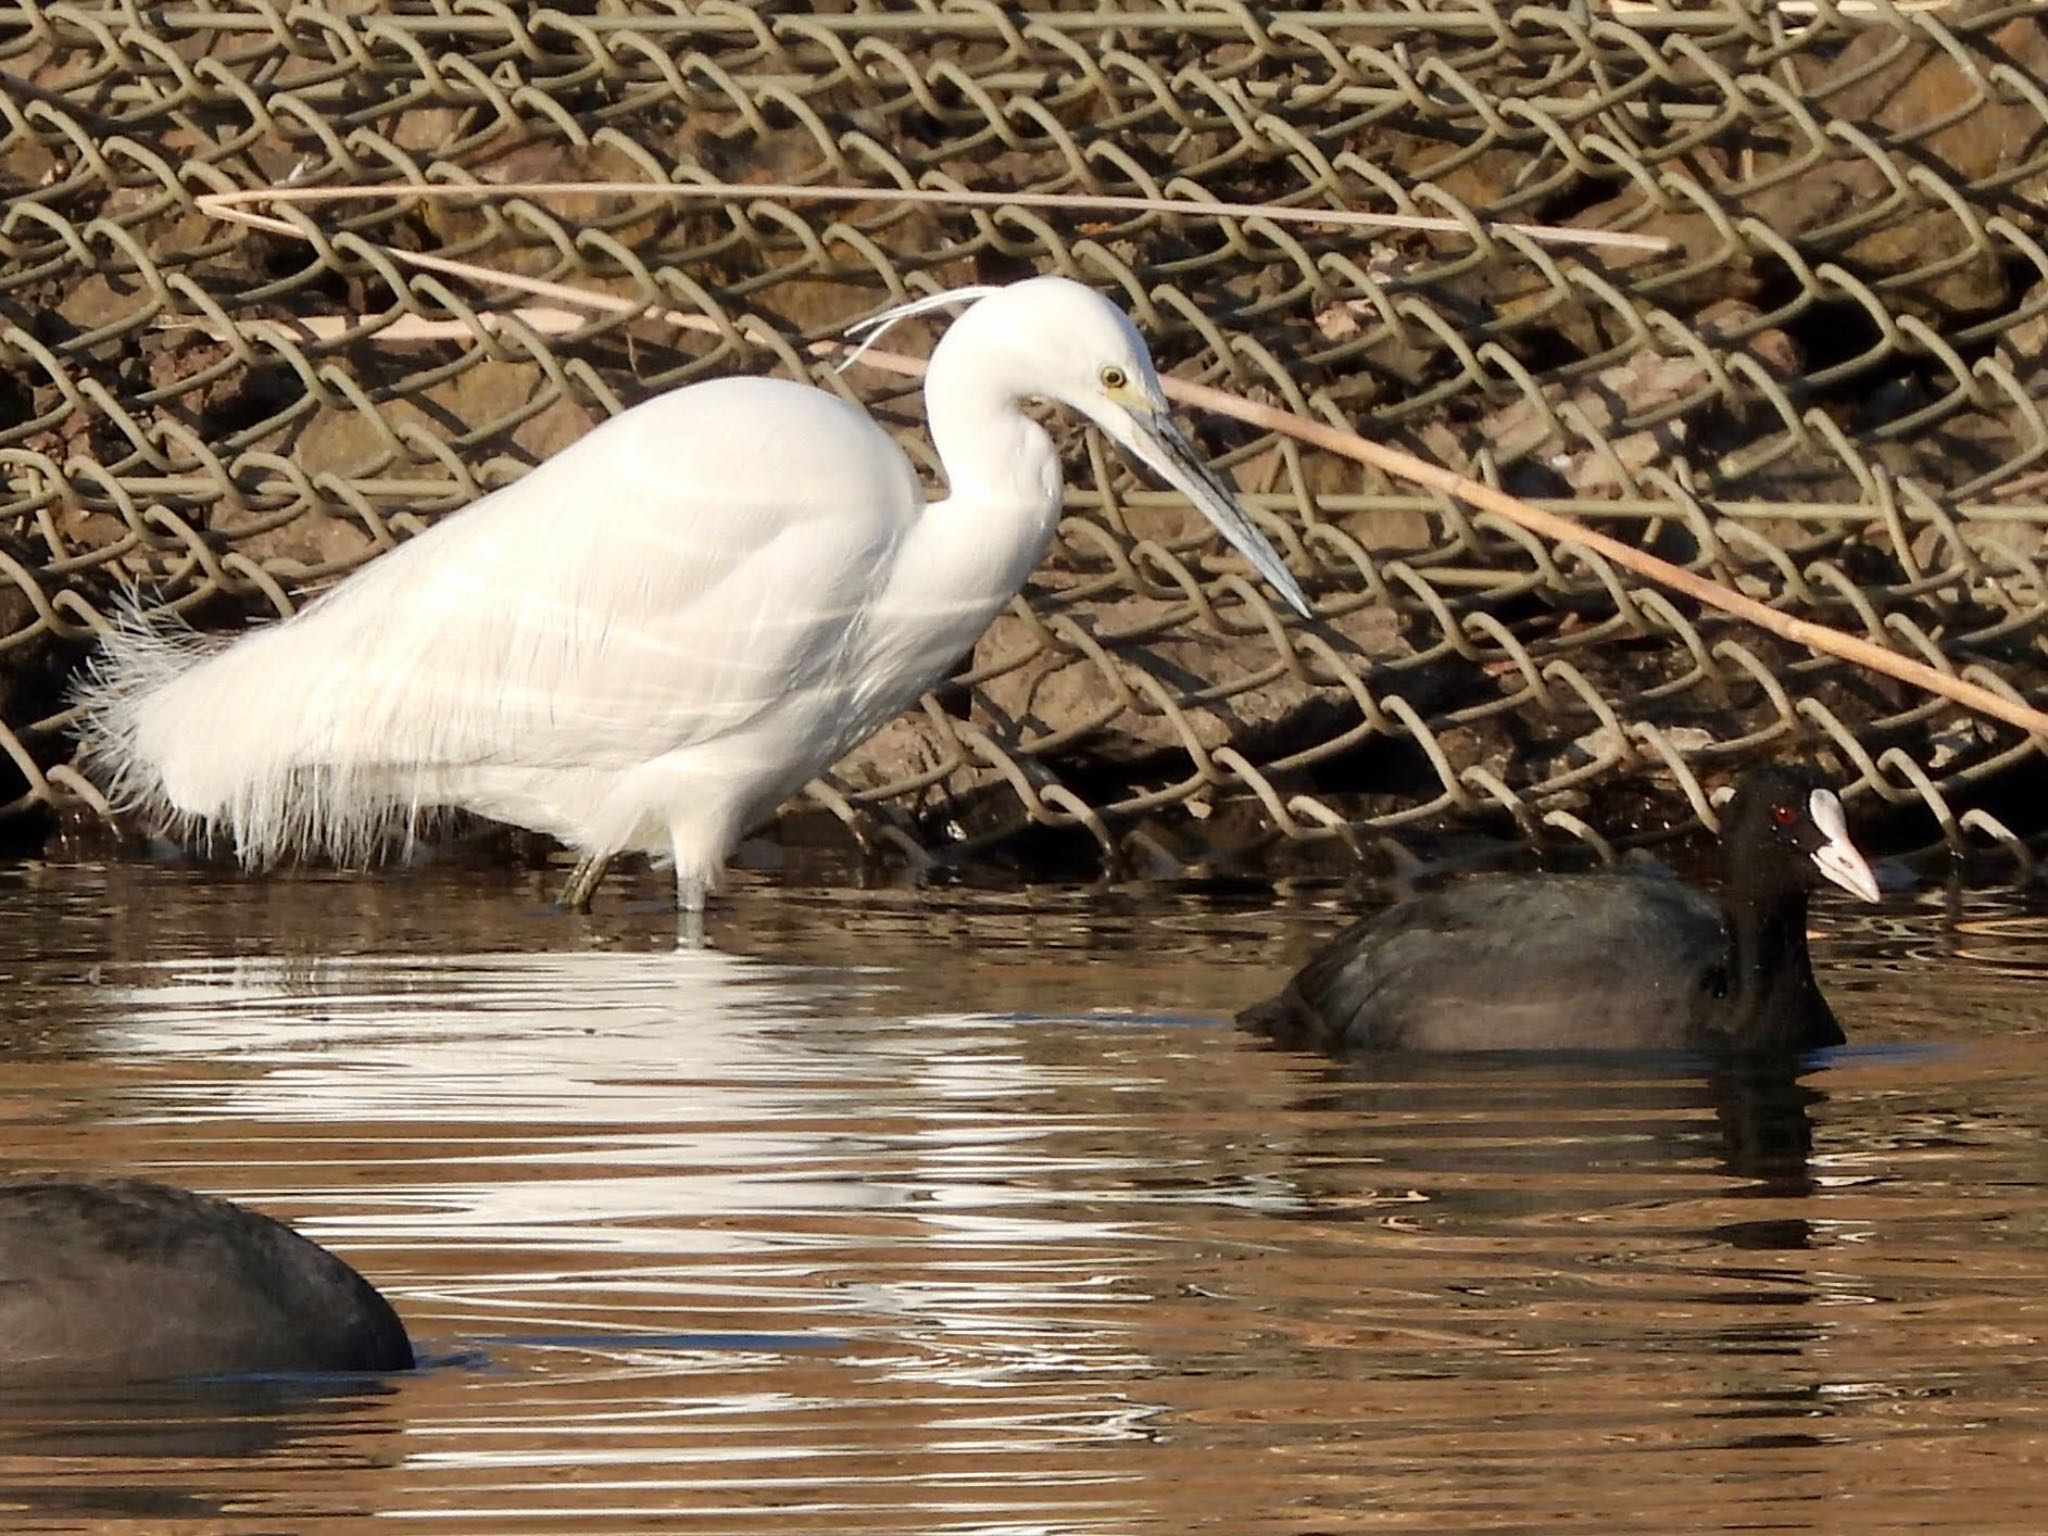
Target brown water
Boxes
[3,859,2048,1532]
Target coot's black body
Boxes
[0,1177,413,1384]
[1241,766,1880,1056]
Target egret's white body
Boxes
[77,277,1307,925]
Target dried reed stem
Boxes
[1166,379,2048,742]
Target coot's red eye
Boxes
[1772,803,1796,826]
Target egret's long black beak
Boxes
[1113,404,1311,618]
[1808,788,1881,903]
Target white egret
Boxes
[76,276,1310,935]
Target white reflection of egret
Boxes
[88,947,922,1252]
[76,277,1308,938]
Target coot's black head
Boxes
[1717,765,1880,905]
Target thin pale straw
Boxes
[195,181,1671,254]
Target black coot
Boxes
[0,1177,413,1384]
[1240,765,1881,1055]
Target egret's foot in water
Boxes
[556,853,610,912]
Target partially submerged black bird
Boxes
[0,1177,413,1385]
[1240,766,1881,1055]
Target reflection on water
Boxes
[2,861,2048,1530]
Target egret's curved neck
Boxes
[924,333,1062,534]
[874,334,1064,656]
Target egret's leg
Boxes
[668,798,733,949]
[676,871,708,950]
[557,852,610,912]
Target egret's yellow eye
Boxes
[1100,365,1128,391]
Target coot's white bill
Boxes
[1808,788,1880,903]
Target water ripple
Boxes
[1,865,2046,1531]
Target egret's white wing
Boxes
[291,376,919,767]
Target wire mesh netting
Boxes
[3,1,2047,878]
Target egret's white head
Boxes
[848,277,1311,617]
